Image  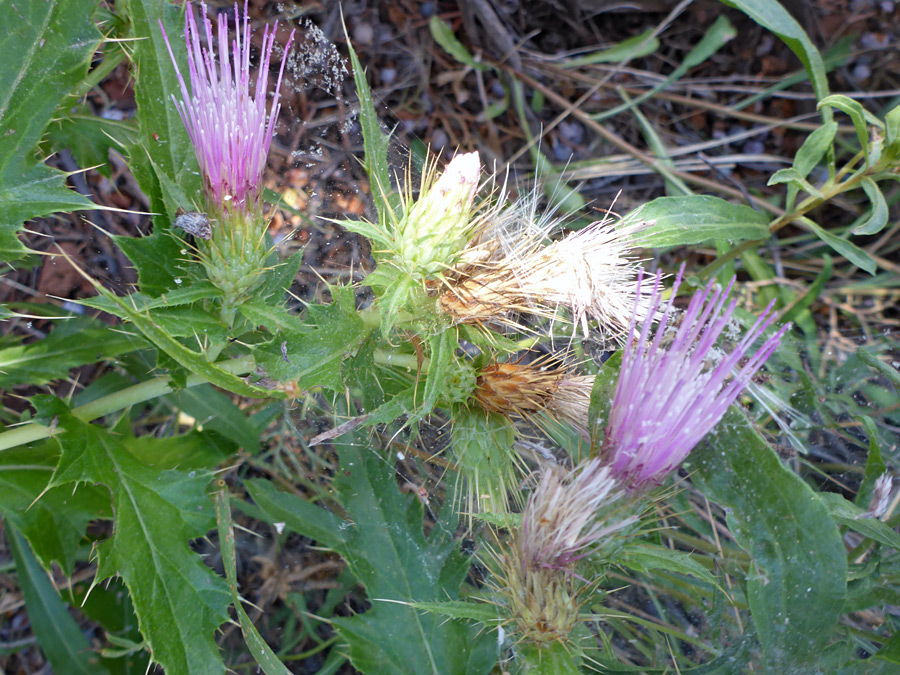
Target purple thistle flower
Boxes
[161,1,294,211]
[605,266,789,488]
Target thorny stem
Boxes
[0,356,256,452]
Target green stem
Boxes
[373,349,423,372]
[698,163,876,281]
[0,356,255,452]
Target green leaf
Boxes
[8,526,111,675]
[594,16,735,122]
[793,121,838,177]
[618,542,722,592]
[0,443,110,575]
[89,281,281,398]
[169,385,260,453]
[429,16,488,71]
[767,167,823,199]
[120,0,201,202]
[78,283,220,314]
[801,217,877,274]
[115,0,204,295]
[817,94,879,154]
[244,478,346,549]
[331,440,498,674]
[621,195,770,247]
[854,177,890,235]
[690,407,846,672]
[562,29,659,66]
[0,318,144,388]
[408,600,504,624]
[44,105,139,177]
[215,489,291,675]
[720,0,830,102]
[254,288,368,391]
[0,0,104,262]
[346,38,400,229]
[46,410,231,675]
[515,642,582,674]
[855,415,886,508]
[818,492,900,551]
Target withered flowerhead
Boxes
[436,195,650,339]
[474,358,593,439]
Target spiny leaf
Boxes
[45,406,231,675]
[0,0,104,262]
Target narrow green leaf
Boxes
[720,0,830,102]
[562,29,659,66]
[819,492,900,551]
[621,195,770,247]
[215,489,291,675]
[618,542,722,592]
[767,167,823,198]
[801,217,877,274]
[818,94,881,154]
[793,121,837,177]
[855,415,886,507]
[0,0,104,262]
[429,16,488,70]
[595,16,735,122]
[46,411,231,675]
[691,407,846,672]
[408,600,504,624]
[854,177,890,235]
[90,281,283,398]
[8,526,111,675]
[346,38,399,228]
[78,283,220,314]
[244,478,346,549]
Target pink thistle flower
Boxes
[605,266,788,488]
[161,1,294,212]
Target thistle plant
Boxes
[161,0,294,323]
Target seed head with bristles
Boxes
[435,188,651,339]
[498,458,635,645]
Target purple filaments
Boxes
[605,267,788,488]
[161,1,294,211]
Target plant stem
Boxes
[0,355,255,452]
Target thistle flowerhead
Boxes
[604,267,788,489]
[162,0,294,214]
[160,1,294,322]
[474,358,593,439]
[437,194,649,339]
[397,151,481,276]
[501,458,633,644]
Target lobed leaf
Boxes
[0,0,104,262]
[45,407,231,674]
